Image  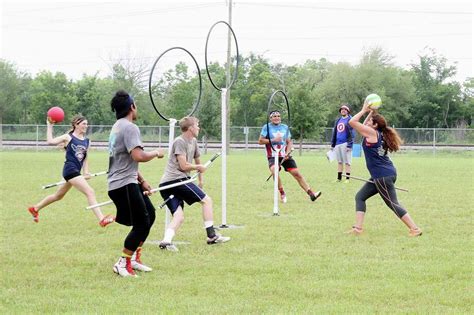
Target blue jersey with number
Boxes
[62,133,89,178]
[260,123,291,157]
[362,131,396,179]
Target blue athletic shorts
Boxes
[159,178,206,214]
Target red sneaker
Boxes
[99,214,115,227]
[28,206,39,223]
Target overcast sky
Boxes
[1,0,472,83]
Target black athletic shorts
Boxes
[267,156,298,172]
[159,178,206,214]
[108,183,155,226]
[64,171,81,181]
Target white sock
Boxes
[204,221,214,228]
[163,228,175,243]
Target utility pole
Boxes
[225,0,232,154]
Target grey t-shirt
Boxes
[160,135,200,183]
[107,118,143,191]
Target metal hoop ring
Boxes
[266,90,291,152]
[204,20,239,91]
[148,46,202,121]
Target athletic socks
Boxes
[204,221,216,238]
[337,172,343,180]
[345,173,350,180]
[121,252,132,259]
[163,228,175,243]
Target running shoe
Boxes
[113,257,137,278]
[28,206,39,223]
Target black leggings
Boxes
[355,175,407,218]
[108,184,156,252]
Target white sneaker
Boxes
[131,249,152,272]
[131,260,152,272]
[280,193,287,203]
[207,234,231,245]
[113,257,138,277]
[159,241,179,252]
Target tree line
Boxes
[1,47,472,141]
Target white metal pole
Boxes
[273,147,280,216]
[168,119,177,157]
[221,88,228,227]
[164,118,177,237]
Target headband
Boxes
[269,110,280,117]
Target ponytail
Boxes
[381,126,402,153]
[372,114,402,152]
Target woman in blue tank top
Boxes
[28,115,114,228]
[347,100,422,237]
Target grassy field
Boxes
[1,149,473,313]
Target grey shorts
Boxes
[334,143,352,165]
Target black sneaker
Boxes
[310,191,322,202]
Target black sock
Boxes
[206,226,216,238]
[337,172,342,180]
[346,173,350,180]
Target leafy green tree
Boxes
[28,71,76,124]
[73,74,115,124]
[231,54,279,127]
[409,49,464,128]
[285,59,331,141]
[0,60,31,124]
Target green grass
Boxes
[1,150,473,313]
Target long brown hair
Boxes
[371,114,403,152]
[68,114,86,134]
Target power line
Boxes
[3,3,224,27]
[238,2,472,15]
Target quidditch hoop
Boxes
[266,90,291,152]
[148,47,202,121]
[204,21,239,91]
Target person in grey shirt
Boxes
[158,116,230,249]
[108,90,164,278]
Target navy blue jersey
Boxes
[62,133,89,178]
[362,131,396,179]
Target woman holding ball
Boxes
[28,114,115,227]
[346,99,422,237]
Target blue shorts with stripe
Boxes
[159,177,206,214]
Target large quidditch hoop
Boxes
[266,90,291,152]
[204,20,239,91]
[148,46,202,121]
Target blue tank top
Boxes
[362,131,396,179]
[260,123,291,157]
[62,133,90,177]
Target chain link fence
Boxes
[1,124,473,152]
